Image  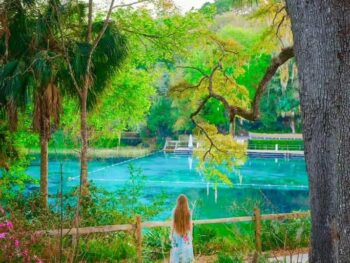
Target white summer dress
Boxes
[170,220,194,263]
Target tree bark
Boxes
[40,134,48,209]
[80,87,88,188]
[286,1,350,262]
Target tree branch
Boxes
[182,46,294,162]
[235,46,294,120]
[86,0,116,81]
[87,0,93,43]
[112,0,148,9]
[199,47,295,122]
[171,77,208,94]
[190,96,227,160]
[177,66,208,76]
[52,1,82,96]
[120,28,163,38]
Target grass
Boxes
[27,146,155,158]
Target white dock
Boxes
[163,135,196,154]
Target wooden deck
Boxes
[163,139,196,154]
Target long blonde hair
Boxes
[173,194,191,236]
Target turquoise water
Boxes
[27,153,309,219]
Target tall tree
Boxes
[286,1,350,261]
[32,81,62,209]
[198,0,350,259]
[0,0,63,208]
[52,0,128,189]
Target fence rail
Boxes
[248,144,304,151]
[248,133,303,140]
[36,209,310,263]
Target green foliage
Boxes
[193,223,255,256]
[143,227,171,262]
[0,120,35,203]
[249,0,292,52]
[0,123,19,169]
[116,165,167,221]
[262,218,311,251]
[200,0,259,14]
[256,62,301,132]
[201,0,234,14]
[0,2,308,261]
[79,233,137,262]
[167,10,283,184]
[88,68,155,143]
[194,123,247,185]
[1,164,169,261]
[215,253,244,263]
[67,20,128,107]
[113,7,212,67]
[71,165,168,227]
[201,98,229,130]
[146,97,178,138]
[236,54,271,100]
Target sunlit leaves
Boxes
[169,3,294,186]
[193,122,247,185]
[249,0,292,52]
[111,7,212,68]
[88,67,156,142]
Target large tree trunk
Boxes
[40,134,48,209]
[80,88,88,188]
[286,1,350,262]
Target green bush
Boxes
[261,218,311,251]
[193,223,254,256]
[143,227,171,262]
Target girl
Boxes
[170,194,194,263]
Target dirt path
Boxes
[195,255,217,262]
[267,254,308,262]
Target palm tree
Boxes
[0,0,64,208]
[0,0,35,166]
[1,0,128,208]
[53,0,128,189]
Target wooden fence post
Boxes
[254,207,262,253]
[72,234,77,247]
[136,215,142,263]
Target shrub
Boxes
[143,227,171,262]
[0,206,43,263]
[79,232,137,262]
[261,218,311,251]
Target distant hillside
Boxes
[200,0,259,14]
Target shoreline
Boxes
[27,146,155,159]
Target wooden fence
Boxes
[37,209,310,263]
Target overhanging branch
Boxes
[190,96,227,160]
[230,46,294,121]
[187,46,294,151]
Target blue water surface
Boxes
[27,153,309,219]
